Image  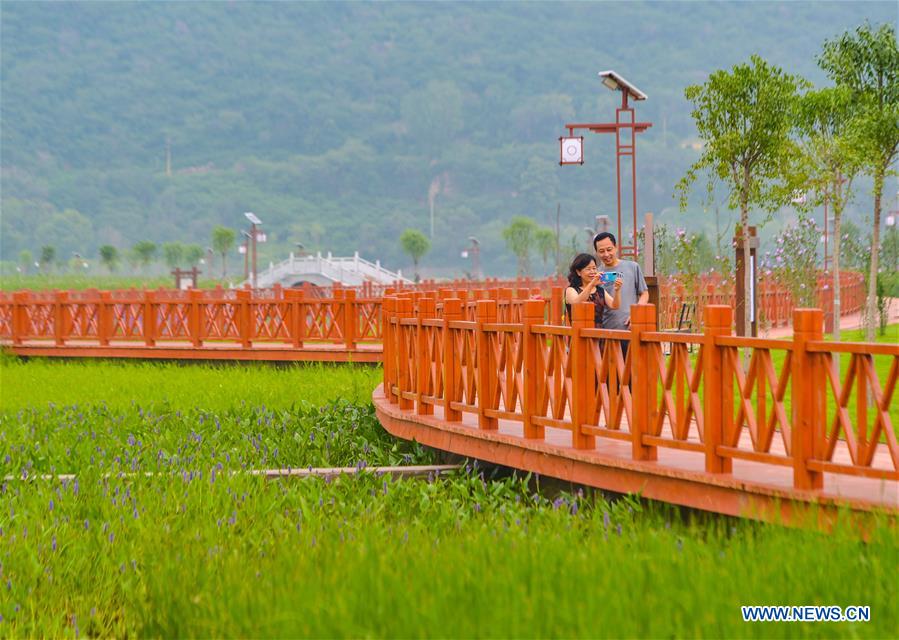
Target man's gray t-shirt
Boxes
[600,260,648,330]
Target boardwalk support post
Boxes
[476,299,498,430]
[417,296,435,416]
[570,302,595,449]
[383,297,396,403]
[397,297,415,411]
[630,303,657,460]
[344,289,356,351]
[522,299,545,439]
[98,291,112,346]
[189,289,203,347]
[792,308,825,490]
[237,289,252,348]
[54,291,67,347]
[703,305,733,473]
[443,298,463,422]
[144,290,156,347]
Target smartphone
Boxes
[599,271,620,285]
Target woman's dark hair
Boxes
[567,253,597,288]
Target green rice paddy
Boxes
[0,358,896,638]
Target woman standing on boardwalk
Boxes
[565,253,622,326]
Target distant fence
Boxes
[0,271,868,348]
[382,296,898,489]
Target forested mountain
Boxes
[1,2,895,276]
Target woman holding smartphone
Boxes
[564,253,622,327]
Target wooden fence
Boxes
[382,295,898,489]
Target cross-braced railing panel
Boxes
[722,346,793,462]
[532,327,573,430]
[23,302,55,338]
[813,347,899,480]
[417,319,445,410]
[305,301,343,341]
[649,341,705,447]
[454,323,479,411]
[67,302,100,338]
[584,335,633,434]
[111,302,145,339]
[487,326,524,419]
[356,300,382,341]
[203,302,241,340]
[253,301,290,341]
[156,303,190,339]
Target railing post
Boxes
[189,289,203,347]
[703,305,733,474]
[54,290,67,346]
[443,298,463,422]
[550,286,563,325]
[12,291,26,345]
[344,289,356,350]
[287,289,304,348]
[416,297,436,415]
[144,290,156,347]
[792,308,824,490]
[237,289,252,348]
[570,302,595,449]
[397,298,415,411]
[522,299,545,439]
[630,303,658,461]
[383,297,397,404]
[98,291,112,346]
[476,299,497,430]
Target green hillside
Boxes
[1,2,895,276]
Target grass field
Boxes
[0,274,222,292]
[1,359,896,638]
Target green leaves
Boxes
[677,55,804,216]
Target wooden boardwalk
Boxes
[376,297,898,524]
[374,385,897,521]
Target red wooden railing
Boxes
[0,270,867,348]
[0,288,383,350]
[382,295,898,488]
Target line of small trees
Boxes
[16,225,239,278]
[677,22,897,341]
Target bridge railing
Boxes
[383,296,898,489]
[0,289,386,350]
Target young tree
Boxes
[399,228,430,282]
[677,55,803,338]
[535,227,557,276]
[211,226,236,277]
[40,245,56,273]
[184,244,205,267]
[819,23,899,341]
[99,245,119,273]
[132,240,157,271]
[502,215,539,277]
[163,242,184,269]
[795,86,862,342]
[18,249,32,274]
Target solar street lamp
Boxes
[559,70,652,259]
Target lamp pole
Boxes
[559,70,652,260]
[240,231,251,282]
[244,212,263,288]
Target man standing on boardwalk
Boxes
[593,232,648,350]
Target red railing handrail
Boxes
[382,296,899,490]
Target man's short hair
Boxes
[593,231,617,250]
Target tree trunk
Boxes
[741,170,751,340]
[221,252,227,279]
[865,167,883,342]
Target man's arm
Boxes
[637,290,649,305]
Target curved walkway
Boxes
[373,385,898,524]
